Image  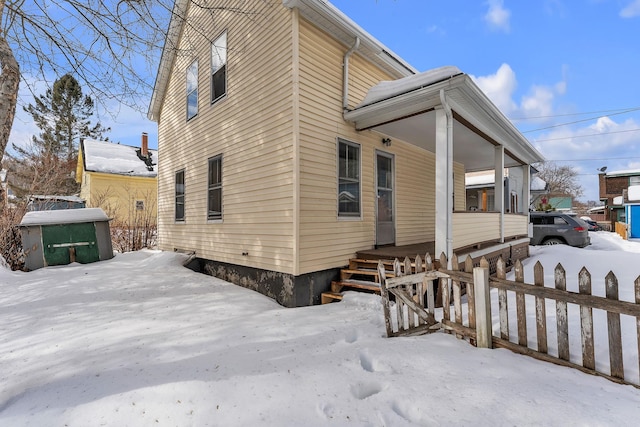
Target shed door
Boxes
[42,223,99,266]
[631,205,640,238]
[376,151,395,246]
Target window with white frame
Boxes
[208,155,222,220]
[338,139,360,217]
[211,31,227,104]
[175,170,185,221]
[186,60,198,120]
[630,176,640,186]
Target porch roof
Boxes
[344,67,545,172]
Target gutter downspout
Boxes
[343,37,360,113]
[439,89,454,267]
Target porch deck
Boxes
[356,237,530,273]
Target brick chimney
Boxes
[141,132,148,157]
[598,172,606,199]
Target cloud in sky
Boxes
[471,63,640,201]
[471,63,518,115]
[484,0,511,32]
[620,0,640,17]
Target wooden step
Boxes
[349,258,395,270]
[340,268,385,281]
[331,280,381,294]
[321,291,343,304]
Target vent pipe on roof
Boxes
[342,37,360,113]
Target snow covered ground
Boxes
[1,232,640,426]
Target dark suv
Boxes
[529,212,591,247]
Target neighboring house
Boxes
[535,195,573,212]
[465,171,548,212]
[147,0,544,307]
[0,168,18,206]
[76,134,157,225]
[27,195,86,211]
[598,169,640,227]
[625,185,640,238]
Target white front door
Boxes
[376,151,395,246]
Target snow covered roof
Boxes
[356,66,462,108]
[605,169,640,177]
[465,172,548,191]
[19,208,110,226]
[29,195,85,203]
[82,139,157,178]
[628,185,640,202]
[465,173,495,187]
[530,176,548,192]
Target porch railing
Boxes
[453,212,528,249]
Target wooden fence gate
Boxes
[377,253,640,389]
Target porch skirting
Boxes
[185,257,339,308]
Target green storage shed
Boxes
[19,208,114,271]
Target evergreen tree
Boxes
[9,74,109,197]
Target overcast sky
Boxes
[8,0,640,202]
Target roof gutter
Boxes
[343,36,360,112]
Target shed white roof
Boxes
[82,139,157,177]
[20,208,110,226]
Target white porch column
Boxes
[435,105,453,262]
[522,164,530,213]
[494,146,505,243]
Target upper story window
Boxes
[186,60,198,120]
[175,169,185,221]
[338,139,361,217]
[630,176,640,186]
[211,31,227,104]
[208,155,223,220]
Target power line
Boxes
[533,128,640,142]
[510,106,640,121]
[522,108,640,133]
[542,156,640,162]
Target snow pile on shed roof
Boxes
[355,65,462,108]
[83,139,157,177]
[19,208,110,226]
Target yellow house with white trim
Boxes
[147,0,544,307]
[76,135,157,227]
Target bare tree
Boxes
[0,0,174,166]
[0,0,265,167]
[534,161,584,199]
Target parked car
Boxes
[580,216,603,232]
[530,212,591,247]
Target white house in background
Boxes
[465,170,548,212]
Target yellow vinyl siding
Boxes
[504,214,528,238]
[454,162,466,211]
[156,1,296,273]
[297,17,439,273]
[453,212,501,249]
[80,171,157,224]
